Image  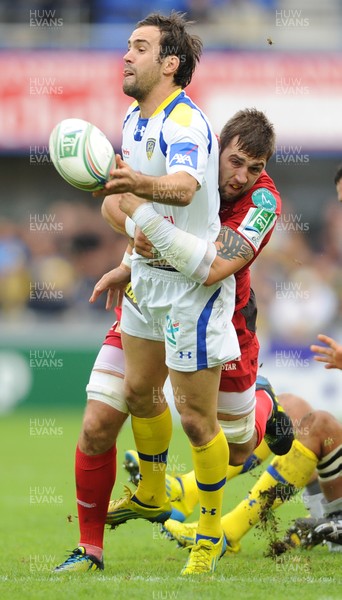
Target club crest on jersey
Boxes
[169,142,198,169]
[165,315,180,347]
[146,138,156,160]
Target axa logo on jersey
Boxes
[169,142,198,169]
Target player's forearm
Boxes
[204,227,254,285]
[102,194,138,242]
[134,171,197,206]
[131,205,253,285]
[101,194,126,234]
[131,204,215,283]
[204,254,249,286]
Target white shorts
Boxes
[121,261,240,372]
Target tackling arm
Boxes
[102,193,137,242]
[206,226,254,285]
[129,203,254,285]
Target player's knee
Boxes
[180,412,211,446]
[81,411,115,454]
[228,444,253,466]
[297,409,340,448]
[309,410,340,441]
[124,379,164,416]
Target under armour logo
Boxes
[201,507,216,515]
[134,124,146,141]
[179,351,192,359]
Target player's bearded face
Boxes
[123,26,163,101]
[219,137,266,205]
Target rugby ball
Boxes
[49,118,114,191]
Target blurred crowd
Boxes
[0,200,126,322]
[0,0,279,24]
[1,193,341,345]
[251,197,342,345]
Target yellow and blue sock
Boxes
[132,405,172,507]
[221,439,318,544]
[192,428,228,542]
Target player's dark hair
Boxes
[220,108,276,161]
[334,165,342,185]
[137,12,202,88]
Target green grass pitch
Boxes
[1,408,341,600]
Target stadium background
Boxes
[0,0,342,419]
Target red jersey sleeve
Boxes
[220,171,281,258]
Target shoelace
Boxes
[61,548,84,564]
[109,485,133,510]
[185,540,216,569]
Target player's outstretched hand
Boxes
[89,266,131,311]
[310,334,342,370]
[93,155,139,197]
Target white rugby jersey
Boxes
[121,89,220,247]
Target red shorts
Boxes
[218,289,260,393]
[103,306,123,350]
[219,335,259,393]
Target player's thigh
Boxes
[168,364,221,420]
[122,331,168,395]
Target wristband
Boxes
[125,216,136,238]
[121,251,131,269]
